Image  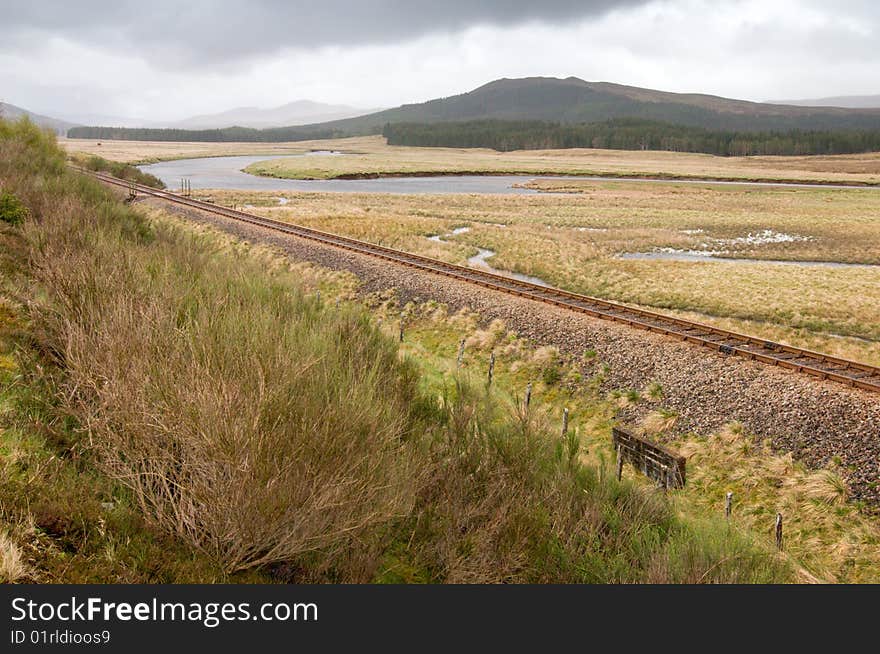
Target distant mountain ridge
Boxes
[307,76,880,133]
[770,94,880,109]
[168,100,379,129]
[0,102,78,135]
[68,77,880,143]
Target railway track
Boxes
[84,168,880,395]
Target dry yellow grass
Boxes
[0,531,28,583]
[675,424,880,583]
[57,137,321,164]
[59,135,880,362]
[195,184,880,364]
[60,134,880,184]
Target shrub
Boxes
[81,154,165,189]
[0,191,27,226]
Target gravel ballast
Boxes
[145,196,880,508]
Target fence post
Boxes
[615,444,623,481]
[775,513,783,551]
[561,408,569,438]
[399,318,405,343]
[725,492,733,521]
[524,382,532,410]
[456,339,466,368]
[487,351,495,386]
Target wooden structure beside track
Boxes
[612,427,686,489]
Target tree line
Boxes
[67,124,352,142]
[382,118,880,156]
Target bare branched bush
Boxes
[4,122,423,573]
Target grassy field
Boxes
[57,137,318,164]
[4,120,801,583]
[60,134,880,184]
[199,183,880,365]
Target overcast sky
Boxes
[1,0,877,122]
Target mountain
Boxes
[169,100,378,129]
[55,112,154,129]
[0,102,78,135]
[309,76,880,133]
[770,95,880,109]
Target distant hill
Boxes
[0,102,78,135]
[314,77,880,133]
[169,100,378,129]
[771,95,880,109]
[57,101,378,131]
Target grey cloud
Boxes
[1,1,651,68]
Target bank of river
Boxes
[140,155,554,194]
[139,155,880,194]
[618,250,880,268]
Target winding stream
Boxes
[427,227,550,286]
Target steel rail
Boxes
[83,168,880,395]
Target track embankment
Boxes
[90,171,880,508]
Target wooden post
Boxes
[775,513,783,551]
[399,319,404,343]
[315,290,321,303]
[524,382,532,410]
[456,339,466,368]
[725,492,733,521]
[561,408,569,438]
[615,444,623,481]
[488,351,495,386]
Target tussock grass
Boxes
[677,425,880,582]
[201,180,880,364]
[0,531,28,583]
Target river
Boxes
[138,154,878,195]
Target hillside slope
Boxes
[170,100,379,129]
[0,102,77,135]
[316,77,880,133]
[772,94,880,109]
